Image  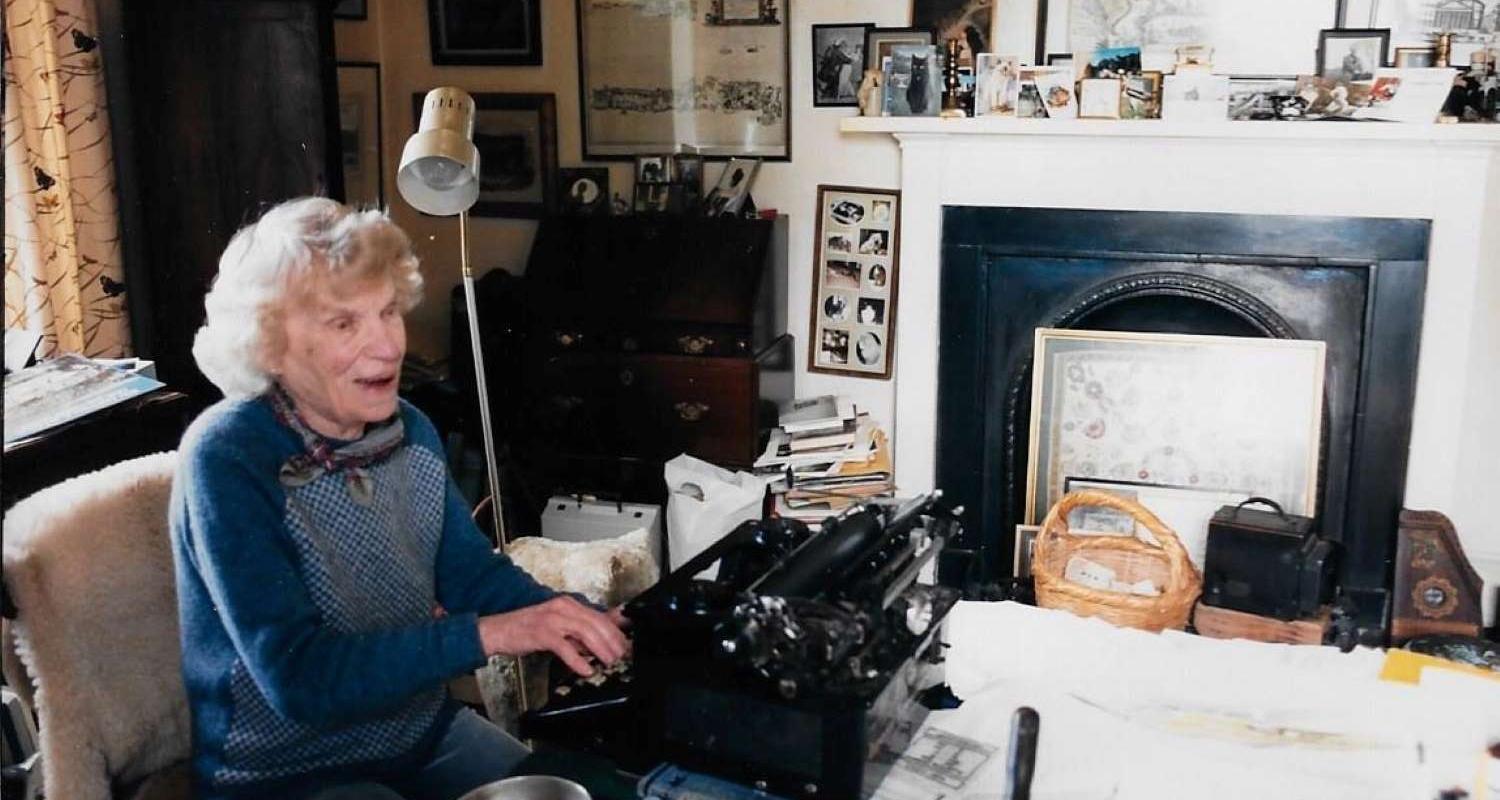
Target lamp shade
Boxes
[398,87,481,216]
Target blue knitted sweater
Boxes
[169,396,554,799]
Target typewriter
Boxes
[522,493,964,800]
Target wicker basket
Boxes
[1033,489,1203,632]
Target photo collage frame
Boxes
[808,185,900,380]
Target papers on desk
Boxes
[4,353,164,445]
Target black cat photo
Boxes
[883,44,942,116]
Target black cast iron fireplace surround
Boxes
[935,207,1429,644]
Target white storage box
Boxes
[541,496,664,567]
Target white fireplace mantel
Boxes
[841,117,1500,565]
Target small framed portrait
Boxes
[810,185,900,380]
[813,23,874,107]
[633,183,677,214]
[558,167,609,216]
[1078,77,1123,119]
[883,44,943,117]
[864,26,936,71]
[1121,71,1162,119]
[428,0,542,66]
[1317,28,1390,81]
[410,91,556,218]
[704,158,760,217]
[672,154,704,191]
[1393,47,1435,68]
[635,155,672,185]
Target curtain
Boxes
[3,0,131,359]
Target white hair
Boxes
[192,197,423,399]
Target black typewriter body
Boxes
[522,494,963,799]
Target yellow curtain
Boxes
[3,0,130,359]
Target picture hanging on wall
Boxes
[1340,0,1500,49]
[428,0,542,65]
[336,62,382,208]
[813,23,874,106]
[809,185,900,380]
[864,27,937,71]
[912,0,992,67]
[410,91,556,218]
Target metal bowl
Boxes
[458,776,592,800]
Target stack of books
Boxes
[754,395,895,527]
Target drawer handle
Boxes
[674,401,710,422]
[619,369,635,386]
[677,335,715,355]
[554,331,583,348]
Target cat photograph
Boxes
[883,44,942,116]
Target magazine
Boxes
[4,353,165,445]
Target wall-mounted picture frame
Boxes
[912,0,992,67]
[335,61,382,208]
[864,26,937,71]
[333,0,367,21]
[809,185,900,380]
[813,23,874,107]
[706,0,781,25]
[428,0,542,66]
[1025,328,1325,529]
[411,91,556,218]
[1392,46,1436,68]
[558,167,610,216]
[1340,0,1497,48]
[1317,27,1390,80]
[577,0,789,160]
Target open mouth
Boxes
[354,375,397,391]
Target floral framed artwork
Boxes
[1025,328,1325,528]
[336,62,382,208]
[428,0,542,65]
[410,91,557,218]
[808,185,900,380]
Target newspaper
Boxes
[4,353,164,445]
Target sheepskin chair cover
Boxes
[475,528,659,730]
[2,451,190,800]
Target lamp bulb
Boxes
[410,156,469,191]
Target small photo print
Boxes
[820,329,850,365]
[855,331,883,367]
[858,228,888,256]
[857,297,886,325]
[870,199,892,224]
[830,198,866,226]
[867,263,889,289]
[827,232,854,254]
[823,292,851,322]
[636,155,670,184]
[824,259,861,290]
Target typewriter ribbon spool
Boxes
[1033,489,1203,632]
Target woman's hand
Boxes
[476,596,629,677]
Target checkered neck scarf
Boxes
[267,385,405,504]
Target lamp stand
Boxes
[458,210,531,716]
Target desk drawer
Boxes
[615,356,757,465]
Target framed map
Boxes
[576,0,790,160]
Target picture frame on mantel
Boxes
[809,185,900,380]
[410,91,557,218]
[428,0,542,66]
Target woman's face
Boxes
[269,275,406,440]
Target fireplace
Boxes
[934,207,1427,641]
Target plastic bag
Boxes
[663,454,768,576]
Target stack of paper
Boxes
[755,395,896,527]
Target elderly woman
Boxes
[170,197,628,800]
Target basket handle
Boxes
[1034,489,1195,596]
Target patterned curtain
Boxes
[3,0,131,359]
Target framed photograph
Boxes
[1046,52,1074,66]
[1013,524,1041,579]
[912,0,992,66]
[558,167,609,216]
[813,23,873,107]
[883,44,943,117]
[975,53,1021,116]
[1293,75,1373,118]
[704,158,759,217]
[577,0,788,160]
[1227,76,1301,120]
[336,62,382,208]
[1317,28,1390,80]
[1088,45,1141,77]
[809,185,900,380]
[333,0,367,20]
[864,27,937,71]
[1060,477,1253,569]
[1038,1,1341,76]
[1120,70,1162,119]
[635,155,672,184]
[1025,328,1325,532]
[410,91,557,218]
[1393,46,1436,68]
[673,154,704,192]
[428,0,541,66]
[1077,77,1122,118]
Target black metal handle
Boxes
[1006,706,1040,800]
[1234,496,1286,518]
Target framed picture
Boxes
[1037,0,1341,76]
[335,62,382,208]
[577,0,789,160]
[558,167,609,216]
[864,27,937,71]
[428,0,542,66]
[633,183,679,214]
[410,91,556,218]
[1120,70,1162,119]
[1060,477,1253,569]
[635,155,672,184]
[1078,77,1122,118]
[883,44,943,117]
[1317,28,1390,80]
[813,23,873,107]
[1025,328,1325,531]
[1292,75,1373,118]
[809,185,900,380]
[704,157,759,217]
[1088,45,1141,77]
[974,53,1021,116]
[1032,67,1077,118]
[1340,0,1494,48]
[1227,76,1301,120]
[912,0,992,67]
[1393,46,1436,68]
[333,0,367,21]
[673,154,704,192]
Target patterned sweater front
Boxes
[169,396,554,799]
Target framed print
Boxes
[335,62,382,208]
[1340,0,1496,48]
[864,27,937,71]
[883,44,943,117]
[975,53,1021,116]
[577,0,789,160]
[633,183,678,214]
[809,185,900,380]
[1317,28,1390,80]
[411,92,556,218]
[635,155,672,184]
[333,0,367,20]
[1120,71,1162,119]
[704,157,759,217]
[558,167,609,216]
[1025,328,1325,531]
[813,23,873,107]
[428,0,542,66]
[1393,46,1436,68]
[1038,1,1340,76]
[1077,77,1122,118]
[912,0,992,67]
[1060,477,1253,569]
